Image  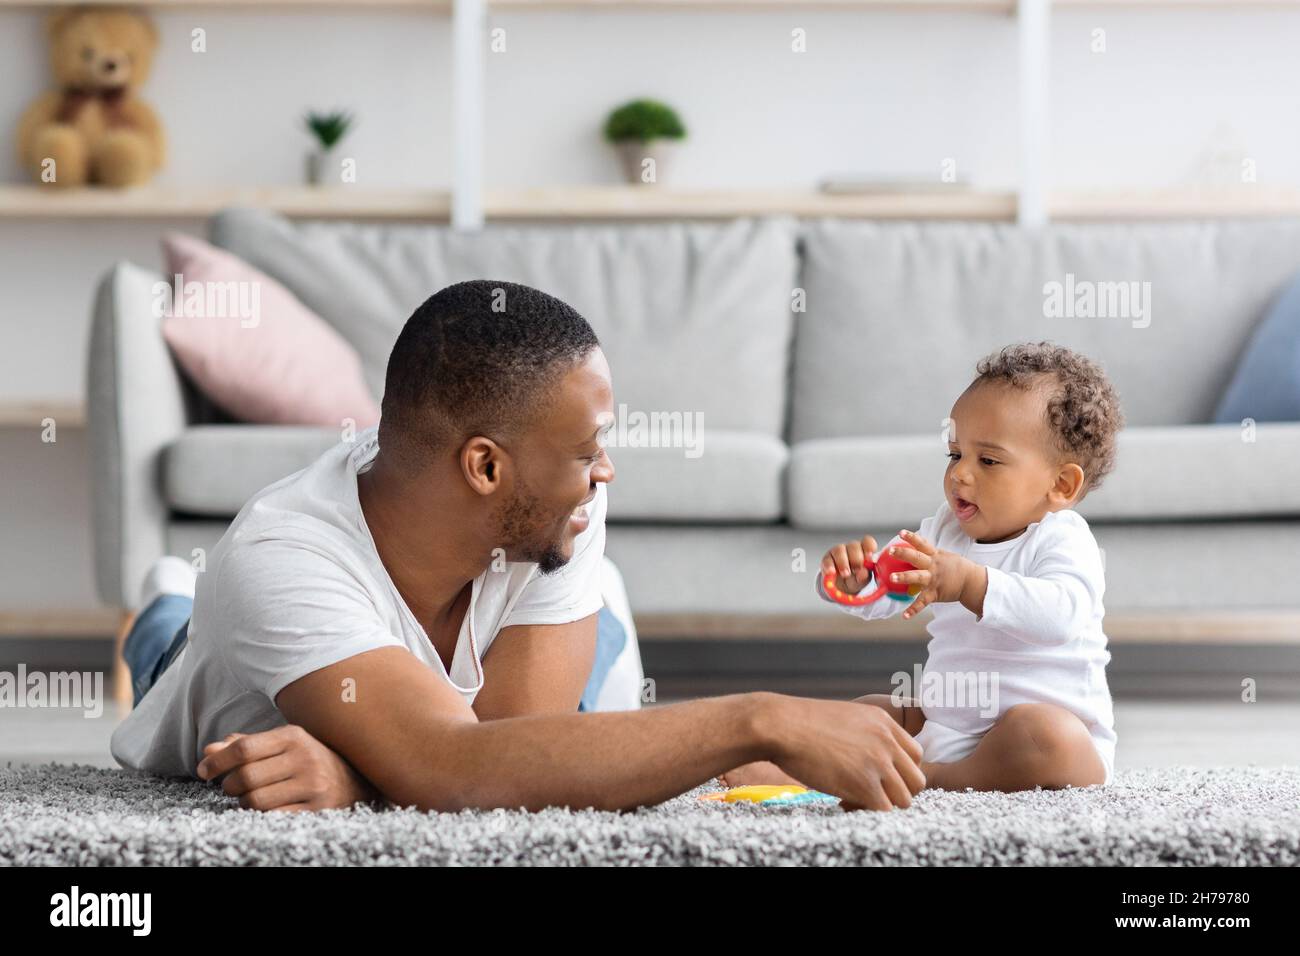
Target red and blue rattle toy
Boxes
[821,542,921,607]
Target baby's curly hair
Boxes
[973,342,1124,495]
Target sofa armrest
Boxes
[87,262,189,608]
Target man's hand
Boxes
[887,529,988,620]
[767,695,926,811]
[196,724,381,812]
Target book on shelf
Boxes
[818,176,974,195]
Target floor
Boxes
[10,762,1297,865]
[2,699,1297,771]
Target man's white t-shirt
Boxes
[111,427,607,778]
[817,503,1116,768]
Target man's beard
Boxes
[493,481,570,575]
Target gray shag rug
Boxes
[3,763,1298,866]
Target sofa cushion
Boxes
[210,208,798,438]
[792,220,1300,442]
[164,425,789,522]
[1214,267,1300,424]
[787,423,1300,531]
[603,520,1300,615]
[1081,422,1300,521]
[604,431,788,522]
[787,434,945,531]
[163,426,344,516]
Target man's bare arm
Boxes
[243,646,924,813]
[196,615,599,809]
[472,614,597,719]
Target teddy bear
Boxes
[16,6,165,188]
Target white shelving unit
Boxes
[0,0,1028,238]
[7,0,1293,229]
[4,2,1299,419]
[4,0,1300,638]
[6,0,1295,235]
[2,0,1297,431]
[0,0,1029,431]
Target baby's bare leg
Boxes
[851,693,926,735]
[719,692,924,788]
[923,702,1106,793]
[718,760,802,788]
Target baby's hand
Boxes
[887,529,985,619]
[820,534,880,596]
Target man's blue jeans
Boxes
[122,595,194,709]
[123,596,626,712]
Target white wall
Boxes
[1050,9,1300,188]
[1,5,1298,612]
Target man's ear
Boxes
[1049,462,1086,507]
[460,436,506,496]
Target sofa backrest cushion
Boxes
[211,208,799,437]
[792,220,1300,442]
[1213,268,1300,424]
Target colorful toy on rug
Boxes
[822,544,921,607]
[701,784,840,805]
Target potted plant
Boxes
[603,99,686,186]
[303,110,355,185]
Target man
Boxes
[111,280,924,813]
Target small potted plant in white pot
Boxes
[303,109,355,185]
[603,99,686,186]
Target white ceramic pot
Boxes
[615,139,676,186]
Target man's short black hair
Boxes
[378,280,600,468]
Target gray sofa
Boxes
[89,209,1300,642]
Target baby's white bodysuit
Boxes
[818,502,1117,784]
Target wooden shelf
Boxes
[0,609,121,638]
[0,0,1013,9]
[9,184,1300,222]
[0,183,1015,220]
[1051,187,1300,220]
[490,0,1015,11]
[1056,1,1300,7]
[0,402,85,429]
[0,0,450,8]
[486,185,1016,219]
[0,185,452,220]
[636,611,1300,644]
[5,607,1297,642]
[3,0,1296,7]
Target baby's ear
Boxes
[1051,462,1086,506]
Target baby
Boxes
[727,342,1123,795]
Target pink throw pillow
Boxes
[159,232,381,428]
